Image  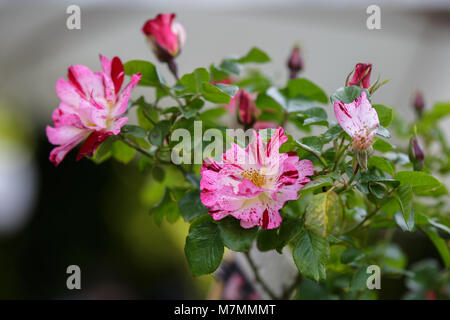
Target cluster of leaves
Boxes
[89,46,450,299]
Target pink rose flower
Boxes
[348,63,372,89]
[200,127,314,230]
[334,91,379,150]
[46,55,141,166]
[142,13,186,62]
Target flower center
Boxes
[352,128,374,150]
[242,168,266,187]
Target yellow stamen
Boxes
[242,168,266,187]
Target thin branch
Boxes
[296,141,328,167]
[244,252,278,300]
[332,136,347,171]
[118,135,153,158]
[344,206,380,235]
[347,163,359,186]
[160,85,184,108]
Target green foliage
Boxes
[293,228,330,281]
[87,46,450,299]
[287,78,328,103]
[149,120,171,147]
[373,104,393,127]
[395,184,413,229]
[112,140,136,164]
[330,86,369,104]
[395,171,441,194]
[124,60,165,86]
[185,217,224,276]
[178,189,208,222]
[305,191,340,237]
[218,217,258,252]
[236,47,271,64]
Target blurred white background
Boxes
[1,0,450,128]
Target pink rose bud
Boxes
[142,13,186,63]
[413,90,425,117]
[348,63,372,89]
[409,137,425,170]
[46,55,141,165]
[287,46,303,79]
[236,90,257,128]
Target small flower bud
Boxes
[142,13,186,63]
[413,90,425,117]
[348,63,372,89]
[287,46,303,79]
[236,90,257,128]
[409,137,425,170]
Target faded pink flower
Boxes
[200,127,314,229]
[142,13,186,62]
[334,91,379,150]
[46,55,141,166]
[348,63,372,89]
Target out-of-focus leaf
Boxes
[287,78,328,103]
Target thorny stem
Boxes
[244,252,278,300]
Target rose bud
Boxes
[413,90,425,117]
[142,13,186,63]
[236,90,257,128]
[287,46,303,79]
[348,63,372,89]
[409,137,425,170]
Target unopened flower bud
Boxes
[409,137,425,170]
[236,90,257,128]
[142,13,186,63]
[348,63,372,89]
[413,90,425,117]
[287,46,303,79]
